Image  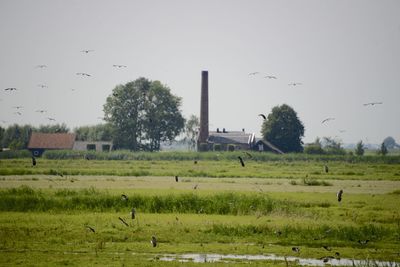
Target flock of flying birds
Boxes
[249,71,383,137]
[1,49,127,125]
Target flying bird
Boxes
[31,157,36,167]
[363,102,382,106]
[288,82,302,86]
[337,189,343,202]
[175,176,179,182]
[14,112,22,115]
[47,117,56,121]
[36,110,47,113]
[13,106,23,109]
[249,72,259,75]
[238,156,245,167]
[4,87,17,91]
[76,72,91,77]
[264,75,277,79]
[151,236,157,247]
[258,114,266,120]
[81,49,94,54]
[35,65,47,68]
[113,64,127,68]
[118,217,129,227]
[37,84,48,88]
[121,194,128,201]
[322,118,335,124]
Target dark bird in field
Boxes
[131,208,136,219]
[56,171,63,177]
[292,247,300,253]
[249,72,259,75]
[47,117,56,121]
[151,236,157,247]
[337,189,343,202]
[175,176,179,182]
[4,87,17,91]
[36,110,47,113]
[118,217,129,227]
[363,102,382,106]
[264,75,277,79]
[35,65,47,68]
[238,156,245,167]
[113,64,127,68]
[86,225,95,233]
[81,49,94,54]
[194,160,198,164]
[322,118,335,124]
[320,256,334,263]
[358,239,369,245]
[244,152,253,159]
[121,194,128,201]
[322,245,332,251]
[335,252,340,258]
[85,155,90,160]
[76,72,91,77]
[193,184,198,190]
[37,84,48,88]
[31,157,36,167]
[288,82,302,86]
[324,165,329,173]
[258,114,266,120]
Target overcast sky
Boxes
[0,0,399,144]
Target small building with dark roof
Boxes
[207,128,255,151]
[28,133,76,156]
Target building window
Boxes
[102,144,110,151]
[86,144,96,151]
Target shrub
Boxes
[198,143,208,152]
[304,144,325,155]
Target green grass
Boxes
[1,158,400,180]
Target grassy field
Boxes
[0,155,400,266]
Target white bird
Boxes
[264,75,277,79]
[37,84,48,88]
[13,106,23,109]
[76,72,91,77]
[288,82,302,86]
[151,236,157,247]
[35,65,47,68]
[363,102,382,106]
[249,72,259,75]
[81,49,94,54]
[36,110,47,113]
[113,64,127,68]
[14,112,22,115]
[321,118,335,124]
[47,117,56,121]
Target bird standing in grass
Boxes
[131,208,136,220]
[121,194,128,201]
[151,236,157,247]
[31,157,36,167]
[337,189,343,202]
[324,165,329,173]
[292,247,300,253]
[175,176,179,182]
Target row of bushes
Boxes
[1,149,400,164]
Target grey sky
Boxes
[0,0,399,144]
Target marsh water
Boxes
[158,253,399,266]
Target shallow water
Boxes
[158,253,399,266]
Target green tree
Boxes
[0,126,4,149]
[36,124,69,133]
[383,136,396,149]
[304,137,324,154]
[1,124,32,150]
[74,124,113,141]
[184,115,199,151]
[355,140,365,156]
[261,104,304,153]
[379,142,388,156]
[103,78,185,151]
[322,137,346,155]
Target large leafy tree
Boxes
[74,124,113,141]
[103,78,185,151]
[261,104,304,153]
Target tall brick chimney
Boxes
[198,70,209,146]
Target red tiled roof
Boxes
[28,133,76,149]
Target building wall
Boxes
[73,141,113,152]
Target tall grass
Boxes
[0,186,331,215]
